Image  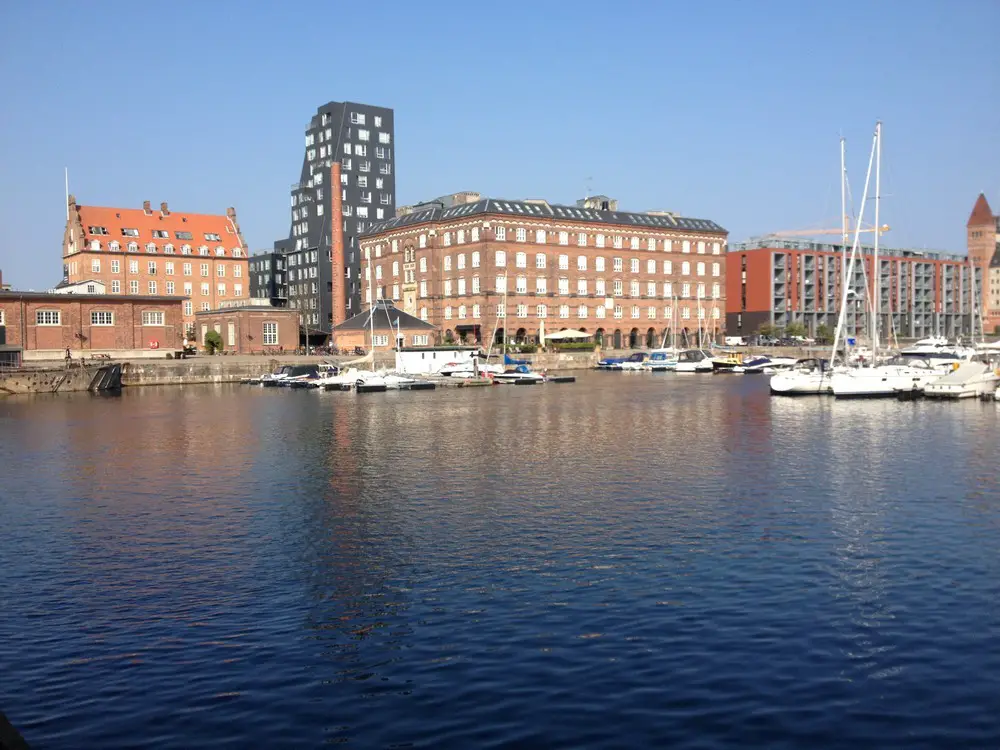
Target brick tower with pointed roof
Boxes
[967,193,1000,333]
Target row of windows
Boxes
[419,304,722,322]
[398,277,720,300]
[87,227,224,242]
[31,310,167,326]
[372,252,721,278]
[104,279,243,297]
[388,229,722,254]
[82,240,244,257]
[91,259,243,277]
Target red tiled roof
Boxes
[73,201,245,256]
[968,193,994,227]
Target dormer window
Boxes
[146,243,157,253]
[164,244,175,254]
[152,230,169,239]
[89,239,101,251]
[181,244,191,254]
[109,241,121,252]
[215,247,226,257]
[127,242,139,253]
[232,248,243,258]
[204,233,221,242]
[195,246,206,256]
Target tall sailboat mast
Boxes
[840,137,848,355]
[872,121,882,354]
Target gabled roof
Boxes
[968,193,994,227]
[362,198,726,237]
[990,247,1000,268]
[70,198,245,256]
[333,300,435,331]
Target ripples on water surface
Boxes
[1,374,999,748]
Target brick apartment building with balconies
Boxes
[62,196,250,332]
[725,238,981,340]
[358,195,727,349]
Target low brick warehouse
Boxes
[0,291,185,355]
[194,306,300,354]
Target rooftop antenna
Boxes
[585,177,592,199]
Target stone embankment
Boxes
[3,347,816,395]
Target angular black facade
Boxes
[248,250,288,307]
[273,101,396,336]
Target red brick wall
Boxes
[194,308,299,353]
[0,296,184,352]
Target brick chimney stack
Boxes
[330,161,347,333]
[143,200,152,215]
[160,201,170,216]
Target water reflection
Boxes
[1,378,999,748]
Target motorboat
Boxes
[711,353,775,374]
[596,355,627,370]
[493,364,546,384]
[769,358,834,395]
[260,365,295,387]
[279,364,323,388]
[644,348,679,372]
[755,356,798,373]
[674,349,713,373]
[831,356,956,398]
[617,352,649,371]
[437,360,503,377]
[899,337,976,363]
[923,358,1000,399]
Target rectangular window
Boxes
[596,234,605,248]
[217,265,226,277]
[495,250,506,267]
[148,280,157,294]
[537,304,547,318]
[91,259,101,273]
[613,279,624,297]
[663,260,673,274]
[166,281,175,295]
[496,304,506,318]
[200,263,209,277]
[129,280,139,294]
[577,305,587,318]
[91,311,113,326]
[516,228,526,242]
[647,259,656,274]
[147,261,157,275]
[558,277,569,295]
[535,253,546,269]
[111,280,120,293]
[613,258,623,272]
[516,275,528,293]
[412,334,429,346]
[516,252,527,268]
[165,261,175,275]
[142,311,164,326]
[647,238,656,251]
[647,281,656,297]
[516,304,527,318]
[577,232,587,247]
[697,241,706,254]
[614,305,623,319]
[595,279,606,296]
[577,256,587,271]
[536,277,547,294]
[712,262,721,277]
[697,262,705,276]
[630,280,639,297]
[129,260,139,274]
[201,283,210,296]
[495,226,506,241]
[613,236,623,249]
[577,278,587,295]
[262,321,278,345]
[111,259,120,274]
[535,229,546,244]
[218,284,226,297]
[457,278,466,296]
[630,258,639,273]
[35,310,61,325]
[444,279,453,296]
[495,275,507,293]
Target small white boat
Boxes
[674,349,713,373]
[644,348,679,371]
[923,359,1000,399]
[769,358,834,395]
[493,365,546,384]
[438,360,503,377]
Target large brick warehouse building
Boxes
[61,196,250,331]
[357,195,728,349]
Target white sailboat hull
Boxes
[770,369,833,395]
[831,366,940,398]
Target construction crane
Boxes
[765,223,890,238]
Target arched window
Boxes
[145,242,157,253]
[216,246,226,256]
[164,243,175,254]
[127,242,138,253]
[109,241,120,252]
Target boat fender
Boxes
[149,340,159,349]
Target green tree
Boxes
[784,322,808,338]
[757,323,776,338]
[204,329,223,354]
[814,324,833,344]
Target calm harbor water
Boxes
[1,374,999,748]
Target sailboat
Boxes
[830,122,958,398]
[771,136,853,395]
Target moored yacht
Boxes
[831,356,954,398]
[644,348,679,371]
[674,349,713,373]
[769,358,834,395]
[923,357,1000,399]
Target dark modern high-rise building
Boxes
[272,101,395,339]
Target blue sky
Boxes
[0,0,997,288]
